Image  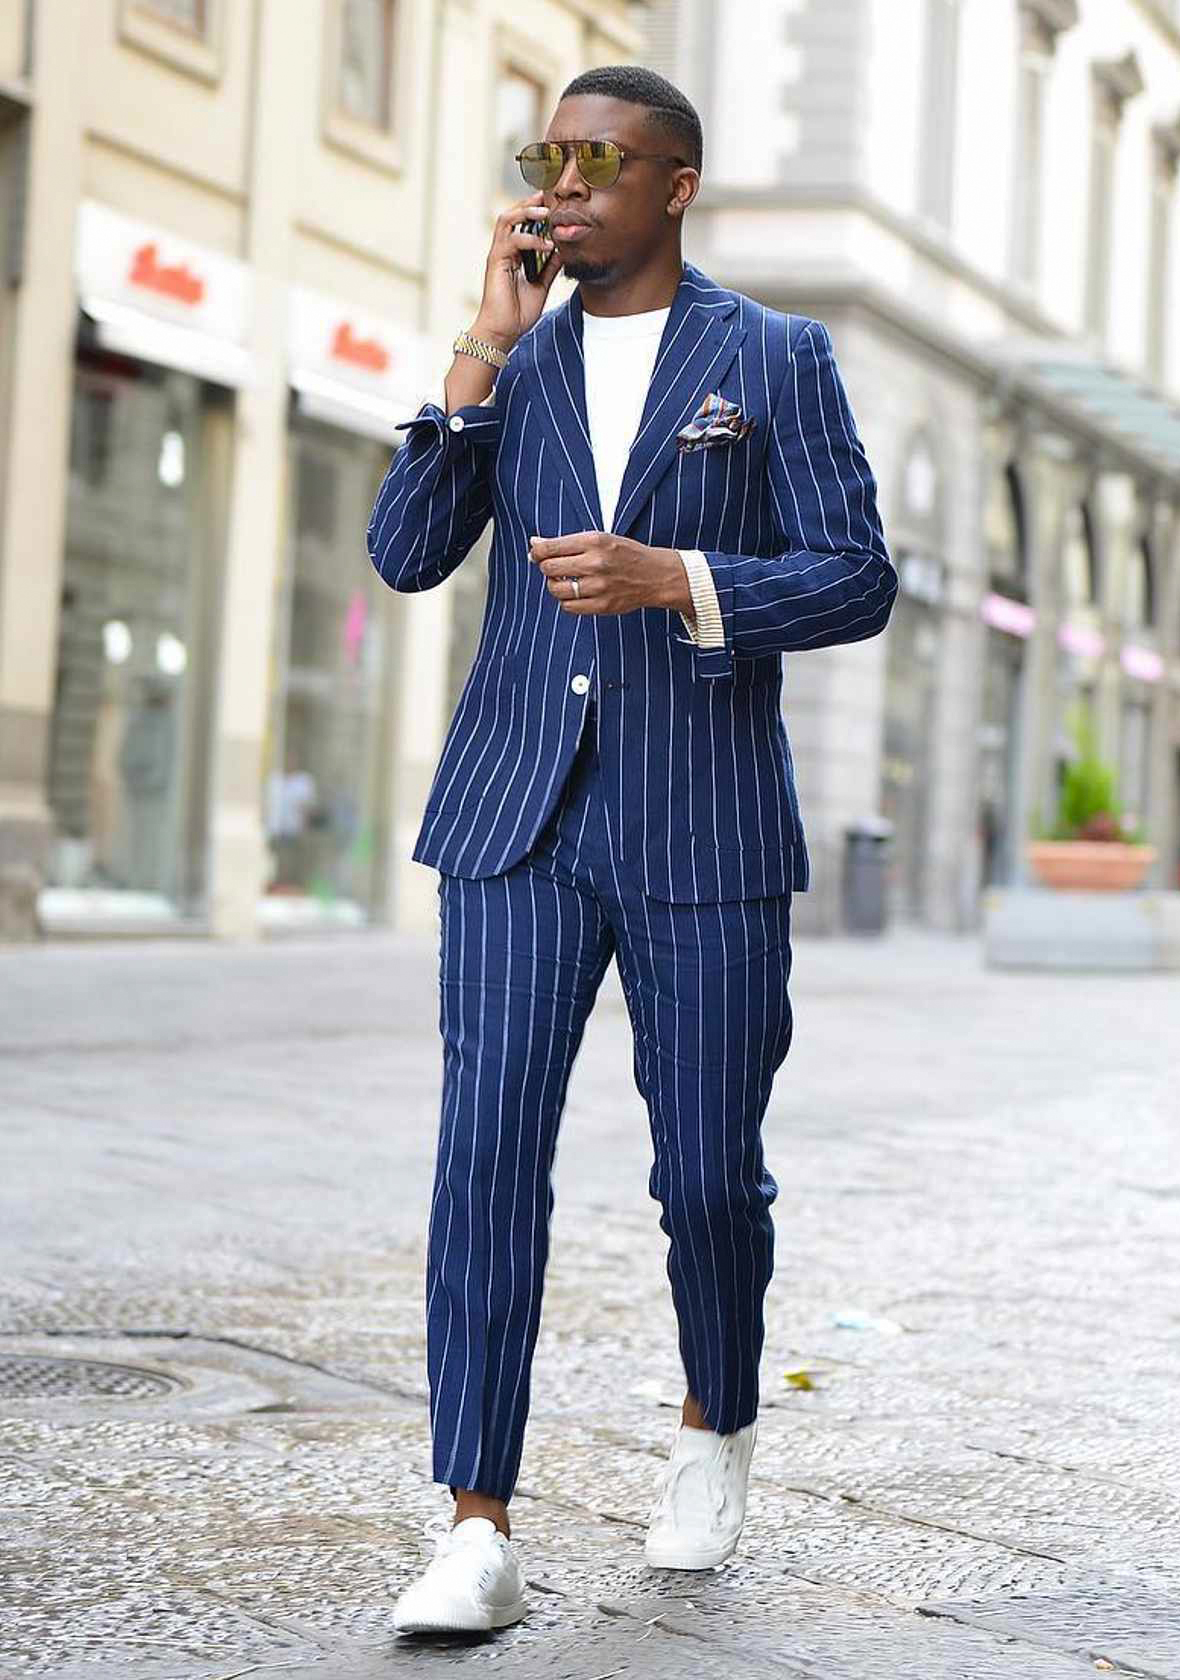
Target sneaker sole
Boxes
[394,1594,527,1634]
[644,1534,740,1570]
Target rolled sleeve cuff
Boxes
[676,548,726,648]
[394,394,500,448]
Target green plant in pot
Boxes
[1028,702,1155,890]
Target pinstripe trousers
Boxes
[427,696,795,1504]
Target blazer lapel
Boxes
[523,260,747,540]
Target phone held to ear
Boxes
[517,218,553,284]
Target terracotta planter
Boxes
[1027,841,1156,892]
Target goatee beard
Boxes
[564,254,618,286]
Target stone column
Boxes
[1093,470,1136,768]
[384,0,477,937]
[205,0,297,940]
[1014,443,1072,871]
[0,0,85,939]
[1148,508,1180,887]
[923,397,987,932]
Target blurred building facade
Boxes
[2,0,1179,945]
[0,0,642,941]
[646,0,1180,931]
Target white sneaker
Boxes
[393,1513,527,1633]
[644,1417,758,1569]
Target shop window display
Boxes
[263,417,395,922]
[46,353,219,917]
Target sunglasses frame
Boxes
[515,138,689,190]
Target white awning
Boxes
[291,367,415,445]
[81,295,255,388]
[76,200,255,388]
[287,284,432,444]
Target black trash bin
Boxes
[841,818,893,934]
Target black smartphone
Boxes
[518,217,553,284]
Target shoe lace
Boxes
[653,1442,733,1526]
[422,1512,463,1561]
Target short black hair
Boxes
[558,64,703,176]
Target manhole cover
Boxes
[0,1353,183,1399]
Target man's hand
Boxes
[529,532,694,617]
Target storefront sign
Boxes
[981,592,1035,638]
[75,200,254,386]
[1121,644,1163,683]
[288,285,432,442]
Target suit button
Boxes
[570,674,590,695]
[447,415,465,431]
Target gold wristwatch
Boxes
[452,329,510,369]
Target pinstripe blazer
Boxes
[368,258,896,902]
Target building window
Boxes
[916,0,961,231]
[1084,96,1117,340]
[1086,53,1144,342]
[496,66,545,198]
[338,0,395,131]
[135,0,206,33]
[1147,128,1178,378]
[1010,16,1050,287]
[265,419,396,923]
[49,358,221,916]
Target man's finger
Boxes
[536,555,594,578]
[528,532,596,559]
[546,573,600,597]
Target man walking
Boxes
[368,64,896,1634]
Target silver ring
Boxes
[570,577,581,599]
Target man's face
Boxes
[538,94,698,286]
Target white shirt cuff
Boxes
[676,549,725,647]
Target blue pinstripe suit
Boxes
[369,259,895,1503]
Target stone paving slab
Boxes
[0,929,1176,1676]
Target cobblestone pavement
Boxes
[0,927,1177,1678]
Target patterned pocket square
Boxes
[675,391,756,451]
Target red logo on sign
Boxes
[330,321,390,374]
[128,242,205,307]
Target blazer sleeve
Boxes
[367,393,502,593]
[679,317,897,680]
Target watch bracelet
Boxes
[453,329,510,369]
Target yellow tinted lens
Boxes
[578,140,621,186]
[519,143,560,188]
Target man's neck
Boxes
[579,255,683,319]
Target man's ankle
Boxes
[452,1488,510,1538]
[681,1391,710,1431]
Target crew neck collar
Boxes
[580,302,673,337]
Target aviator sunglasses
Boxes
[516,138,688,190]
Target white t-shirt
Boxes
[580,302,672,532]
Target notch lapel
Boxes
[522,260,747,541]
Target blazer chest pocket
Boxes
[675,389,757,451]
[672,416,764,495]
